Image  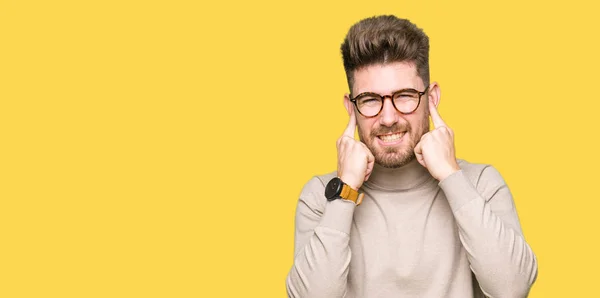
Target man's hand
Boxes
[414,98,460,181]
[336,107,375,190]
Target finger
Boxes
[366,152,374,172]
[365,149,374,181]
[413,142,425,166]
[429,98,447,128]
[343,106,357,138]
[361,143,375,164]
[416,153,426,168]
[367,148,375,163]
[414,141,423,155]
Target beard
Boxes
[358,115,430,168]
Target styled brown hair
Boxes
[341,15,430,94]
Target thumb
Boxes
[428,97,447,128]
[343,105,357,138]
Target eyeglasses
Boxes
[349,86,429,117]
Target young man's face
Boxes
[344,62,437,168]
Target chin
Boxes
[375,150,415,168]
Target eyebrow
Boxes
[353,87,419,97]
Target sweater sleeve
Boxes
[285,176,356,298]
[438,166,538,298]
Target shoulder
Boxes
[457,159,508,201]
[457,159,505,185]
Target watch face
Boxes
[325,177,343,200]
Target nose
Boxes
[379,96,399,127]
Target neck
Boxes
[364,158,432,191]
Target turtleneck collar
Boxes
[363,158,433,191]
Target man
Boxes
[285,15,538,298]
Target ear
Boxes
[343,93,352,116]
[427,82,441,108]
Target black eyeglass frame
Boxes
[349,86,430,117]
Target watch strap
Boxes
[340,184,364,205]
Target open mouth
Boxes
[377,132,405,143]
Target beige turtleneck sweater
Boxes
[286,159,537,298]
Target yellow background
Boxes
[1,0,598,297]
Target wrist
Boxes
[438,162,460,181]
[339,174,361,190]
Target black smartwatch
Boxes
[324,177,364,205]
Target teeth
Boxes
[379,133,403,142]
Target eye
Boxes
[399,92,417,98]
[395,91,418,101]
[358,96,380,106]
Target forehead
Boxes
[352,62,423,95]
